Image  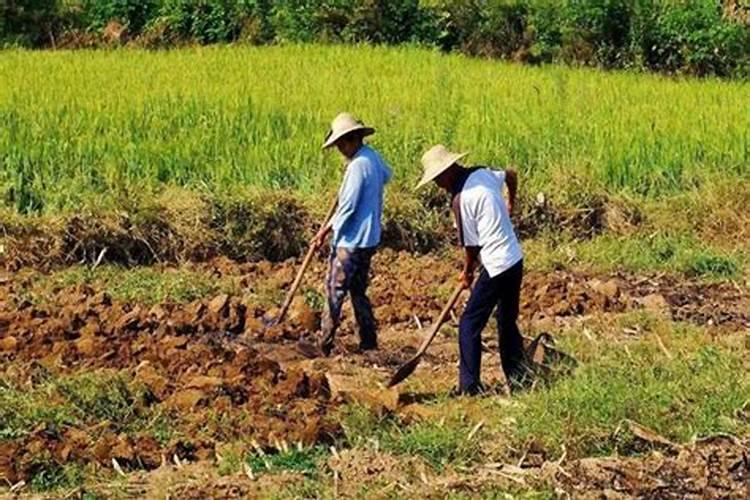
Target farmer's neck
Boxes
[335,136,364,160]
[435,164,462,193]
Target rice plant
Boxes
[0,45,747,214]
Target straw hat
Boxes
[416,144,468,188]
[322,113,375,149]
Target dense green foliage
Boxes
[1,1,748,77]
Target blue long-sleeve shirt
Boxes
[332,145,392,249]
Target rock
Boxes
[0,336,18,352]
[167,389,207,411]
[115,306,142,331]
[640,294,670,316]
[589,278,620,300]
[135,362,170,400]
[185,376,224,390]
[111,434,135,461]
[75,336,97,356]
[326,373,399,412]
[208,294,230,316]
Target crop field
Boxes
[1,45,749,206]
[1,45,749,498]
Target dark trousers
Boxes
[321,247,377,351]
[459,260,526,394]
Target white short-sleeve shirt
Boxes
[452,168,523,278]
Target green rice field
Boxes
[1,44,748,214]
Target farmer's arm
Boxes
[456,196,481,289]
[460,246,481,289]
[504,168,518,216]
[314,163,363,247]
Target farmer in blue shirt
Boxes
[312,113,393,356]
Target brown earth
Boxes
[1,251,748,493]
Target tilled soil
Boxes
[1,251,748,492]
[555,435,750,498]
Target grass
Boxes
[340,404,483,470]
[28,463,86,493]
[526,231,746,279]
[0,370,148,440]
[247,446,327,476]
[510,314,750,457]
[335,314,749,472]
[24,264,240,305]
[0,45,747,215]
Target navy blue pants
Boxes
[459,260,526,394]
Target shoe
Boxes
[296,340,321,359]
[449,382,488,398]
[358,340,378,351]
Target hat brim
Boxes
[416,152,468,189]
[322,126,375,149]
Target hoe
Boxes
[270,198,338,327]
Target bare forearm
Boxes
[505,168,518,214]
[463,247,480,273]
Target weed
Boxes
[247,446,327,476]
[302,286,326,311]
[217,450,243,477]
[56,371,143,428]
[29,462,85,493]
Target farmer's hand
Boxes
[507,200,514,216]
[459,270,474,290]
[312,228,330,249]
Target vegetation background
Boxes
[2,0,749,78]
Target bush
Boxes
[80,0,159,34]
[633,0,750,77]
[0,0,61,47]
[559,0,634,67]
[2,1,749,76]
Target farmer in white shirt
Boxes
[312,113,393,356]
[417,145,531,395]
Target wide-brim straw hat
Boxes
[322,112,375,149]
[416,144,468,189]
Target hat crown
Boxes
[416,144,468,189]
[322,112,374,148]
[330,112,363,133]
[421,144,452,169]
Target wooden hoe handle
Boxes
[276,198,338,323]
[415,283,465,357]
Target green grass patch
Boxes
[26,265,239,305]
[340,404,482,471]
[510,317,750,457]
[527,232,744,279]
[247,446,328,476]
[1,370,151,440]
[268,478,330,500]
[447,489,556,500]
[28,462,86,493]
